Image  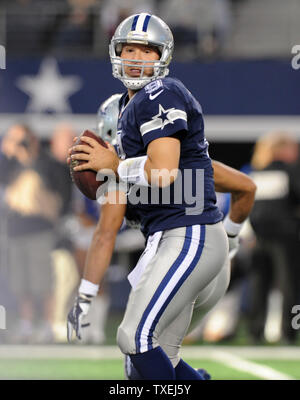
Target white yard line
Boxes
[0,345,122,360]
[0,344,299,380]
[1,345,300,359]
[183,346,300,360]
[210,350,294,380]
[0,345,297,380]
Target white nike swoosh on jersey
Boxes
[149,90,164,100]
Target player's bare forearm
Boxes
[229,190,255,223]
[83,229,117,285]
[82,191,126,285]
[212,160,256,223]
[145,137,180,187]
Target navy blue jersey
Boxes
[117,77,223,238]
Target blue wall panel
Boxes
[0,58,298,115]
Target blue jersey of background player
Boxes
[117,77,223,238]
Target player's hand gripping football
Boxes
[67,293,92,341]
[69,135,120,174]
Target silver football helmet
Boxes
[109,13,174,90]
[96,93,122,145]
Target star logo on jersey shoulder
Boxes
[152,104,175,129]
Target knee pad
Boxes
[117,325,137,355]
[117,323,160,355]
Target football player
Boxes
[69,93,255,379]
[67,14,256,380]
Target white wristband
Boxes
[223,215,243,237]
[79,279,99,297]
[117,156,149,187]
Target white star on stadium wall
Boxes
[16,57,82,113]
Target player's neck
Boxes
[128,89,138,99]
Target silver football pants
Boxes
[117,222,229,356]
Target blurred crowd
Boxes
[0,122,144,344]
[0,122,299,346]
[186,131,300,345]
[2,0,246,59]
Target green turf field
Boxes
[0,345,299,380]
[0,358,259,380]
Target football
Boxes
[70,130,108,200]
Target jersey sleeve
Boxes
[135,83,188,147]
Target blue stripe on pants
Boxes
[135,225,205,352]
[135,226,192,352]
[147,225,206,350]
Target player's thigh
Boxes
[187,257,231,333]
[194,256,231,311]
[158,257,230,364]
[118,222,228,354]
[118,229,187,354]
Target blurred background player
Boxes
[49,123,81,343]
[68,94,129,344]
[248,131,300,344]
[71,193,110,344]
